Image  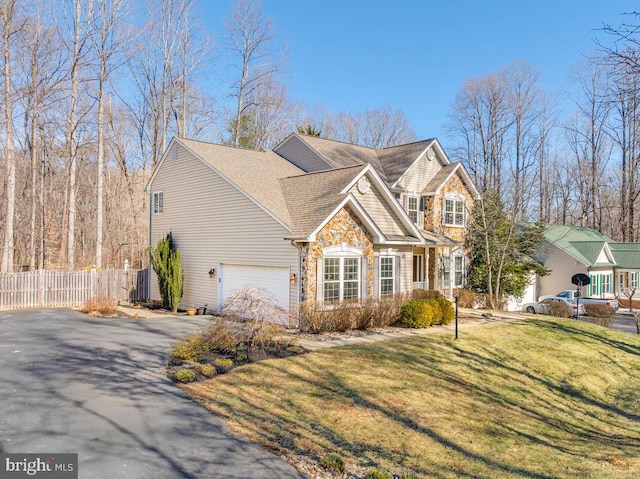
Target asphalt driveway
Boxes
[0,308,305,479]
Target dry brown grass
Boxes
[81,296,118,316]
[183,317,640,479]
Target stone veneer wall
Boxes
[299,206,374,302]
[423,171,474,243]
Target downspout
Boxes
[147,190,152,300]
[297,243,304,330]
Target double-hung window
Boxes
[631,272,639,289]
[444,198,465,226]
[153,191,164,215]
[380,256,395,295]
[443,252,466,288]
[454,255,465,287]
[406,196,419,225]
[602,274,611,294]
[324,257,360,302]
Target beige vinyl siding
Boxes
[393,246,413,293]
[537,246,587,299]
[274,135,332,173]
[149,142,298,310]
[396,155,443,193]
[351,182,410,237]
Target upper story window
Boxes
[153,191,164,215]
[444,197,465,226]
[406,196,419,224]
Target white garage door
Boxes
[219,264,290,311]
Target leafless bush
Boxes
[82,297,118,316]
[300,294,408,333]
[456,289,480,308]
[547,301,573,318]
[299,301,357,333]
[585,304,616,328]
[219,288,295,360]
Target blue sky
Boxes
[201,0,639,144]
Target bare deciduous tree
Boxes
[0,0,20,272]
[225,0,286,147]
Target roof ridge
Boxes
[178,136,268,153]
[378,138,434,151]
[298,133,377,150]
[282,163,367,180]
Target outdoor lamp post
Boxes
[454,289,459,340]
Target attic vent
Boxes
[426,148,436,161]
[172,144,178,160]
[357,176,371,194]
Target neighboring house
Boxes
[536,225,640,299]
[146,134,480,313]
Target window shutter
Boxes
[395,255,402,293]
[316,258,324,302]
[360,257,368,299]
[419,197,424,212]
[374,257,380,298]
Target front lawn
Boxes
[182,318,640,478]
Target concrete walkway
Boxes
[297,308,524,351]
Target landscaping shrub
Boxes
[373,293,408,327]
[195,363,216,377]
[82,296,118,316]
[585,304,616,327]
[400,296,454,328]
[456,288,478,308]
[299,301,356,333]
[434,296,454,325]
[300,294,408,333]
[174,369,195,383]
[213,358,234,373]
[411,289,444,301]
[171,333,212,362]
[400,300,437,328]
[200,322,236,356]
[320,453,345,474]
[547,301,573,318]
[149,232,183,312]
[365,468,393,479]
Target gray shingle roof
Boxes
[423,163,460,195]
[376,140,434,184]
[295,135,384,173]
[296,134,435,185]
[279,165,368,238]
[178,138,304,227]
[419,229,460,246]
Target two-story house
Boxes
[273,134,480,297]
[146,134,479,313]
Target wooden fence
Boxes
[0,268,149,310]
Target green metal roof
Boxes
[609,243,640,269]
[544,225,640,269]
